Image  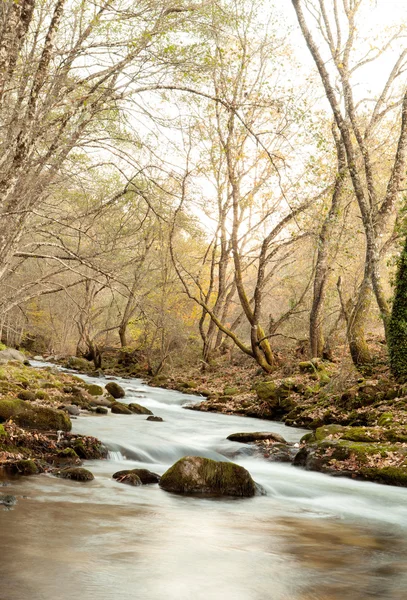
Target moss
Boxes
[0,424,5,436]
[57,448,79,459]
[300,432,316,443]
[17,390,36,401]
[360,465,407,486]
[378,412,394,426]
[314,424,345,441]
[6,459,39,476]
[255,381,277,400]
[35,390,49,400]
[85,384,103,396]
[224,387,239,396]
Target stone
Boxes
[113,468,161,484]
[86,384,104,396]
[17,390,36,401]
[111,402,132,415]
[56,467,94,482]
[114,473,142,486]
[0,398,71,431]
[227,431,286,444]
[0,349,26,364]
[5,459,39,476]
[128,403,153,415]
[62,404,80,416]
[0,494,17,507]
[159,456,256,497]
[96,406,108,414]
[146,416,163,422]
[105,381,125,399]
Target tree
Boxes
[292,0,407,367]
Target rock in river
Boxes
[105,382,125,399]
[227,432,286,444]
[146,416,163,422]
[159,456,256,497]
[111,402,132,415]
[113,468,161,484]
[55,467,94,482]
[128,403,152,415]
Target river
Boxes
[1,365,407,600]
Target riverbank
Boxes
[43,350,407,488]
[0,360,108,480]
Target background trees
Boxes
[1,0,406,376]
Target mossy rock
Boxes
[255,381,277,401]
[35,390,49,400]
[72,438,107,459]
[360,466,407,487]
[0,424,6,436]
[128,403,153,415]
[5,459,39,476]
[227,431,286,443]
[96,406,108,414]
[65,357,93,372]
[56,467,94,482]
[223,387,239,396]
[114,473,142,486]
[17,390,36,401]
[105,382,125,399]
[378,412,394,426]
[113,468,160,484]
[111,402,132,415]
[159,456,256,497]
[85,384,103,396]
[0,398,71,431]
[179,381,198,390]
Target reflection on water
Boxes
[1,363,407,599]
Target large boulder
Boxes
[0,398,71,431]
[105,382,125,399]
[227,431,286,444]
[159,456,256,497]
[0,348,26,364]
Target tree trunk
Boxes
[310,132,345,357]
[389,235,407,381]
[347,277,372,367]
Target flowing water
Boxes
[1,365,407,600]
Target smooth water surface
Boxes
[1,364,407,600]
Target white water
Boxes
[1,363,407,599]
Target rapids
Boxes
[1,364,407,600]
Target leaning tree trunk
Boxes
[310,132,345,357]
[389,235,407,381]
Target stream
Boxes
[1,365,407,600]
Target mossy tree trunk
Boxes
[347,277,372,368]
[389,235,407,381]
